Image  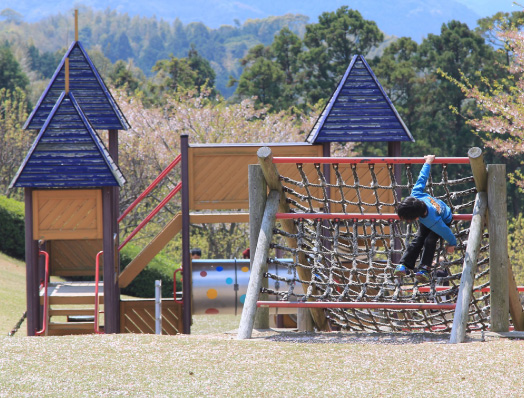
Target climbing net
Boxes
[264,157,492,332]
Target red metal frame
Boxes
[119,182,182,251]
[272,156,470,164]
[35,250,49,336]
[275,213,473,221]
[257,301,456,310]
[94,251,104,334]
[118,154,181,223]
[173,268,183,304]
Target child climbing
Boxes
[393,155,456,283]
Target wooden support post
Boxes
[181,134,192,334]
[249,164,269,330]
[488,164,509,332]
[450,192,488,343]
[468,147,488,193]
[297,308,314,332]
[256,147,329,331]
[237,190,280,339]
[103,186,119,333]
[508,263,524,330]
[25,188,39,336]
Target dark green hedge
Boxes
[120,244,182,298]
[0,196,25,260]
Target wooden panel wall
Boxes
[120,299,183,335]
[32,189,103,240]
[188,144,323,210]
[48,239,103,276]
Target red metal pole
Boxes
[275,213,473,221]
[256,301,456,310]
[118,154,182,223]
[94,251,104,334]
[118,182,182,251]
[272,157,470,164]
[35,250,49,336]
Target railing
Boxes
[173,267,183,304]
[272,156,471,164]
[275,213,473,221]
[118,154,181,223]
[118,154,183,251]
[35,250,50,336]
[94,251,104,334]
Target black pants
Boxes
[400,223,439,270]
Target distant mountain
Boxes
[1,0,518,42]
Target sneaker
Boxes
[415,268,430,283]
[393,264,408,278]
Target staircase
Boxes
[39,281,103,336]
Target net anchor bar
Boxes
[257,301,456,310]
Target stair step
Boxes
[49,308,97,316]
[40,281,104,305]
[49,321,95,330]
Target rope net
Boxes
[264,159,492,332]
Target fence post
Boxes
[488,164,509,332]
[155,280,162,335]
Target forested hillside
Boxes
[1,5,524,267]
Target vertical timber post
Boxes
[249,164,269,330]
[181,134,191,334]
[109,129,120,332]
[25,188,39,336]
[103,186,119,333]
[488,164,509,332]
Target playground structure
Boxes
[11,11,522,340]
[237,147,524,342]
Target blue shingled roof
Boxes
[306,55,414,144]
[24,41,129,131]
[10,92,126,188]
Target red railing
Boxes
[257,301,456,310]
[118,154,181,223]
[119,182,182,251]
[272,156,470,164]
[36,250,50,336]
[94,251,104,334]
[275,213,473,221]
[173,267,183,304]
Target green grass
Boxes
[0,252,27,337]
[3,253,524,397]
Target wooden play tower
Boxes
[12,12,417,336]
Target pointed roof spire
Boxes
[24,40,129,131]
[306,55,414,144]
[11,92,126,188]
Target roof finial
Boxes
[75,9,78,42]
[65,58,69,93]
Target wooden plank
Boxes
[33,189,103,240]
[49,308,97,316]
[118,213,182,288]
[49,239,102,276]
[189,213,249,224]
[189,144,323,210]
[120,300,182,335]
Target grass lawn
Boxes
[2,253,524,397]
[0,252,27,337]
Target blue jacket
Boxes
[411,163,457,246]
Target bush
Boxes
[0,196,25,260]
[120,244,181,298]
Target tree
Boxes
[0,88,30,197]
[299,7,384,105]
[0,43,29,92]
